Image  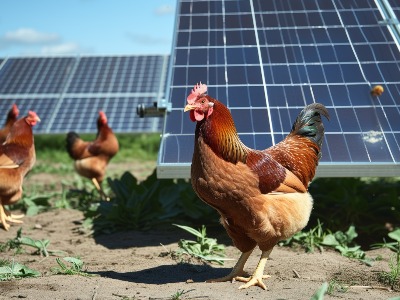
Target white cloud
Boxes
[41,42,81,55]
[4,28,59,44]
[362,130,383,144]
[154,4,174,15]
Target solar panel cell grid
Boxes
[158,0,400,178]
[0,55,168,133]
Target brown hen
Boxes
[0,111,40,230]
[66,111,119,200]
[184,83,329,290]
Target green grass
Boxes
[33,133,160,168]
[373,229,400,290]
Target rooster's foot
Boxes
[235,249,273,290]
[236,274,271,290]
[0,206,24,231]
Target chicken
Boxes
[184,83,329,290]
[0,111,40,231]
[0,104,20,144]
[66,111,119,201]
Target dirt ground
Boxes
[0,161,399,300]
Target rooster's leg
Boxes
[235,249,273,290]
[4,207,24,219]
[0,205,11,231]
[206,249,253,283]
[91,178,110,201]
[0,205,23,230]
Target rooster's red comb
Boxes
[12,104,19,116]
[187,82,207,104]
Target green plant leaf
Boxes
[345,225,358,242]
[321,234,339,246]
[63,257,84,269]
[388,229,400,243]
[174,224,204,239]
[0,261,41,280]
[310,282,328,300]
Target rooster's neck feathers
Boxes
[196,99,248,164]
[6,118,34,147]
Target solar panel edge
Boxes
[156,162,400,179]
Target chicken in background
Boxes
[0,111,40,231]
[66,111,119,201]
[0,104,20,144]
[184,83,329,290]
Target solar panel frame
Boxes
[157,0,400,178]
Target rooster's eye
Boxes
[201,99,205,104]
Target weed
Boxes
[0,259,41,281]
[10,190,53,216]
[84,170,218,235]
[376,228,400,290]
[174,224,228,265]
[321,225,371,264]
[378,251,400,290]
[170,289,193,300]
[0,231,23,254]
[309,177,400,244]
[56,176,100,210]
[51,257,97,277]
[281,223,374,265]
[372,228,400,252]
[326,279,349,295]
[0,228,65,257]
[310,282,328,300]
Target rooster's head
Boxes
[26,111,40,126]
[184,82,214,122]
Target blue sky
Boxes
[0,0,176,57]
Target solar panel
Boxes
[0,57,75,94]
[0,55,169,133]
[157,0,400,178]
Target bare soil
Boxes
[0,161,399,300]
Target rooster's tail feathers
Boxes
[66,131,80,159]
[290,103,329,149]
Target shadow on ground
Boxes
[93,264,231,284]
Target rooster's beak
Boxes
[184,104,196,112]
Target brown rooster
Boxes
[66,111,119,200]
[184,83,329,290]
[0,104,20,144]
[0,111,40,231]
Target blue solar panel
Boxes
[0,55,169,133]
[67,55,166,94]
[0,57,75,94]
[157,0,400,178]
